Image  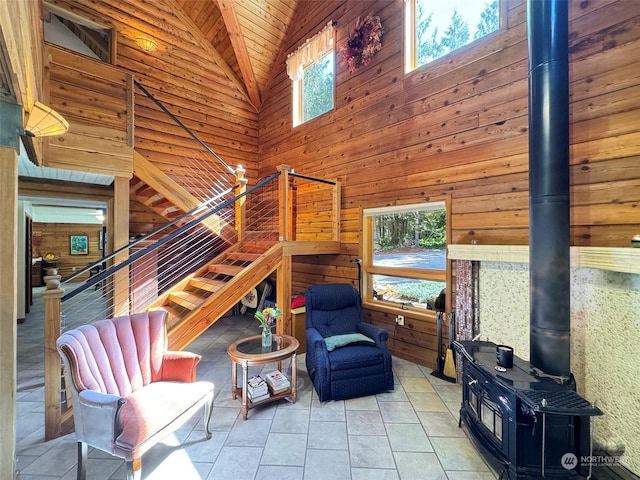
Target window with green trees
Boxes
[287,22,335,127]
[300,53,334,124]
[363,201,449,311]
[405,0,501,72]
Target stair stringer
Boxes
[133,150,238,244]
[143,240,247,325]
[165,242,284,351]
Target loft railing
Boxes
[42,165,340,439]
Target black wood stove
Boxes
[454,340,602,480]
[452,1,606,478]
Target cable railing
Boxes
[61,186,235,287]
[59,172,279,323]
[51,79,243,325]
[133,80,238,210]
[134,80,236,177]
[288,170,339,242]
[42,164,341,440]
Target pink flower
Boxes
[255,306,282,329]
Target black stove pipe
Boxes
[527,0,571,378]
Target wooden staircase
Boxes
[144,231,283,350]
[130,175,184,224]
[131,150,239,244]
[43,164,342,441]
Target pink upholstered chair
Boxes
[56,310,214,480]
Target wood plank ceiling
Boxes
[2,0,299,112]
[184,0,297,106]
[177,0,298,109]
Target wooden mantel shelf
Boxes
[448,245,640,275]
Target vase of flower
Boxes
[261,326,272,348]
[255,305,282,348]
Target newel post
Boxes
[276,165,293,336]
[235,165,247,243]
[277,165,291,241]
[42,275,64,440]
[332,178,341,242]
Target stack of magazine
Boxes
[247,375,269,402]
[265,370,290,394]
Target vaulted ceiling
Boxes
[176,0,299,108]
[1,0,304,188]
[1,0,301,111]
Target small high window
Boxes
[286,22,335,127]
[405,0,501,73]
[43,2,113,63]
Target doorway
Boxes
[23,215,33,319]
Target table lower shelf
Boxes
[234,386,294,404]
[232,386,296,418]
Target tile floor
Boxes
[15,288,497,480]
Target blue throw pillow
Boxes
[324,333,375,351]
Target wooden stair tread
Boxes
[207,264,244,276]
[130,179,146,193]
[244,230,279,240]
[148,306,184,330]
[239,247,270,254]
[154,205,181,217]
[190,277,228,292]
[168,291,206,310]
[142,192,164,205]
[134,185,158,199]
[226,252,262,261]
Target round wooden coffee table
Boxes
[227,334,299,420]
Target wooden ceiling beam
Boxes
[164,0,258,111]
[217,0,261,109]
[0,0,42,108]
[19,178,114,200]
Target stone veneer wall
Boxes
[478,262,640,474]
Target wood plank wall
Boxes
[50,0,260,208]
[129,199,170,236]
[45,45,134,178]
[33,222,103,280]
[259,0,640,367]
[293,180,338,242]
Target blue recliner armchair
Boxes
[305,283,394,401]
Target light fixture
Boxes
[24,102,69,137]
[19,101,69,165]
[135,36,158,52]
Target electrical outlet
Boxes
[396,315,405,326]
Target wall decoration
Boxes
[70,235,89,255]
[341,15,384,73]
